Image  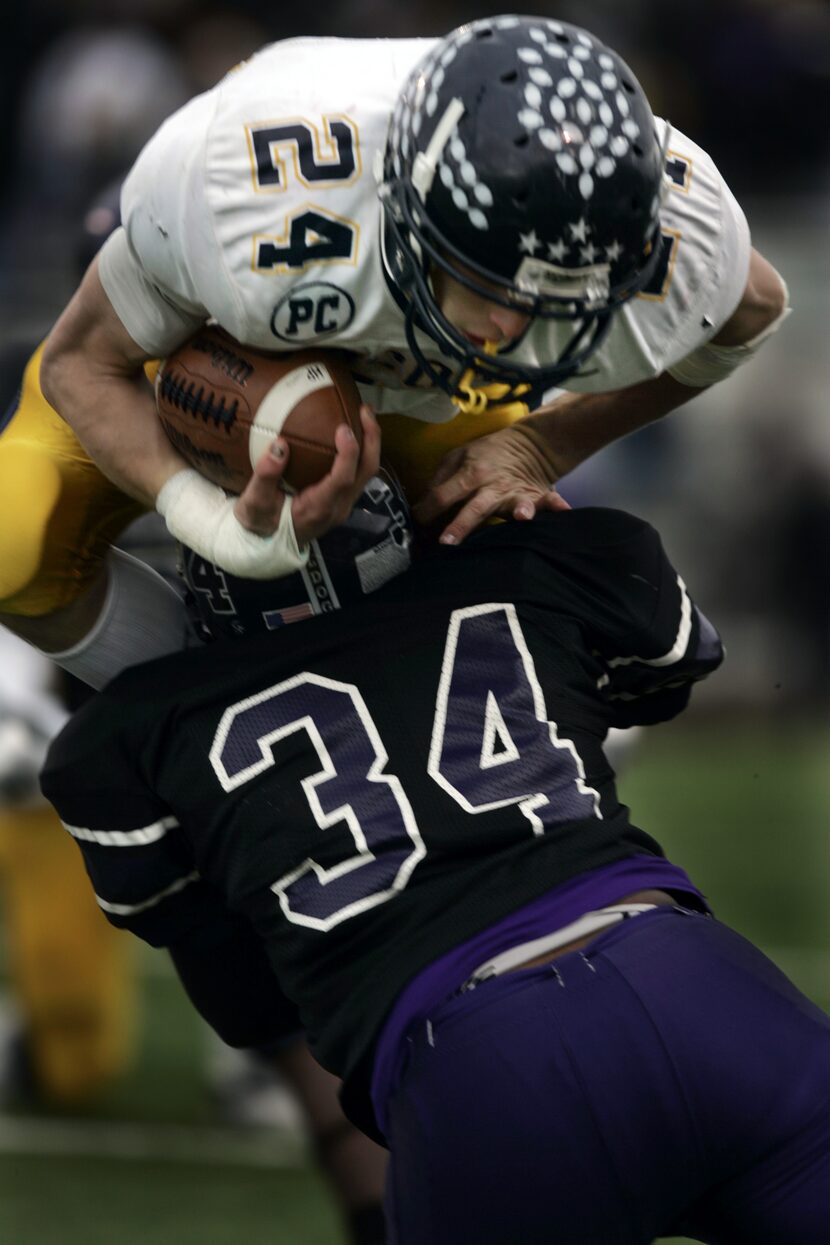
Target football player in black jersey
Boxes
[42,499,830,1244]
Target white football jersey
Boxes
[100,37,750,421]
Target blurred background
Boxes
[0,1,828,1242]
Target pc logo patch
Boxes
[271,283,356,342]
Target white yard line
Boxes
[0,1115,307,1169]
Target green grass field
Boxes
[2,719,829,1244]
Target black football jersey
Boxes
[42,509,722,1092]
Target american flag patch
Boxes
[263,602,315,628]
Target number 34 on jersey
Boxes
[210,604,600,933]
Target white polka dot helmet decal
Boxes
[379,17,668,404]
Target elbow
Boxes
[38,336,72,418]
[747,261,788,335]
[39,338,62,415]
[714,250,789,347]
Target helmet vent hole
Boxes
[500,70,518,83]
[514,133,529,148]
[555,32,570,43]
[632,143,643,157]
[622,80,636,94]
[476,27,494,39]
[513,189,529,207]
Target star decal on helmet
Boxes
[516,219,618,271]
[379,16,665,402]
[519,229,542,255]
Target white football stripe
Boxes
[606,574,692,669]
[249,362,335,469]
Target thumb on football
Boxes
[233,438,291,536]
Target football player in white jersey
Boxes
[22,16,786,685]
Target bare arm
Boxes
[415,247,788,542]
[412,373,691,539]
[516,371,698,482]
[521,247,789,479]
[708,246,788,348]
[40,259,381,569]
[40,255,187,507]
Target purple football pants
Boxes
[382,906,830,1244]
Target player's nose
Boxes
[487,303,531,342]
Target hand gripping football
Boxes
[155,327,363,494]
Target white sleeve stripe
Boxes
[62,815,179,847]
[95,870,200,917]
[606,575,692,670]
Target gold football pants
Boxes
[0,803,135,1104]
[0,341,522,617]
[0,342,145,616]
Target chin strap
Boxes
[452,340,532,419]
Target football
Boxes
[154,327,363,494]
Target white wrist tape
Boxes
[668,281,791,388]
[156,469,308,579]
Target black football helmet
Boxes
[181,469,413,641]
[381,15,668,404]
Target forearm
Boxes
[40,257,189,507]
[517,249,788,482]
[518,371,702,480]
[44,365,187,508]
